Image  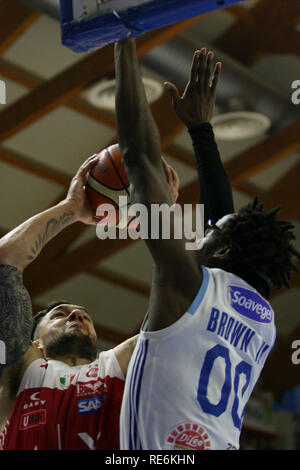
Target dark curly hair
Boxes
[220,198,300,298]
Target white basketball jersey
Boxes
[120,266,276,450]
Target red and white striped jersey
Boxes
[0,349,124,450]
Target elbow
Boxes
[0,252,13,269]
[0,253,24,272]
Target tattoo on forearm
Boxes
[27,211,75,261]
[0,265,33,371]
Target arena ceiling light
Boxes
[211,111,271,141]
[84,77,164,110]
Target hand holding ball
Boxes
[85,144,180,228]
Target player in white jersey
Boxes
[114,39,300,450]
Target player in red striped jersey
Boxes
[0,156,136,450]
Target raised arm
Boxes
[164,48,234,226]
[0,155,98,388]
[115,39,201,330]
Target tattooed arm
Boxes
[0,204,75,272]
[0,204,77,427]
[0,155,99,272]
[0,266,40,429]
[0,156,99,424]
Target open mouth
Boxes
[67,322,87,331]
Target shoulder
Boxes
[0,344,44,396]
[113,335,138,378]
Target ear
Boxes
[32,339,45,356]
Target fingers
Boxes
[76,154,99,181]
[161,157,180,203]
[170,165,180,192]
[197,48,208,91]
[169,166,180,203]
[164,82,181,105]
[211,62,222,95]
[190,50,201,86]
[161,156,172,184]
[194,48,221,94]
[204,52,214,91]
[161,157,179,188]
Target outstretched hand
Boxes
[65,154,100,226]
[164,48,221,128]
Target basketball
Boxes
[86,144,132,228]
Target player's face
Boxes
[38,304,97,343]
[197,214,236,266]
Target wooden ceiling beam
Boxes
[0,46,117,141]
[87,267,150,297]
[0,15,204,143]
[225,4,254,22]
[266,160,300,220]
[215,0,300,64]
[2,55,293,214]
[0,58,39,88]
[266,31,300,56]
[261,321,300,397]
[0,148,89,264]
[0,58,116,128]
[1,221,149,300]
[0,57,297,209]
[24,236,134,296]
[0,0,40,56]
[0,146,70,186]
[225,119,300,186]
[164,149,284,211]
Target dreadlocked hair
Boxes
[221,198,300,297]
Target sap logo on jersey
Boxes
[78,396,107,415]
[229,285,272,323]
